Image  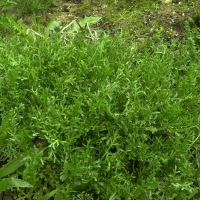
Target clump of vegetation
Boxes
[13,0,53,16]
[79,0,91,11]
[20,0,53,14]
[193,1,200,26]
[1,0,200,199]
[1,12,200,198]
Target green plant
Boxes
[1,18,200,199]
[152,2,160,10]
[60,16,102,44]
[194,1,200,26]
[165,28,173,40]
[154,25,165,39]
[79,1,91,11]
[0,155,32,194]
[16,0,53,15]
[5,14,62,45]
[0,0,17,12]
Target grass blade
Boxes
[44,15,57,38]
[6,14,26,35]
[38,190,57,200]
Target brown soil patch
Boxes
[0,190,14,200]
[147,2,196,40]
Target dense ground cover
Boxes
[1,20,200,199]
[1,0,200,199]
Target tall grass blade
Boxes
[44,15,57,38]
[38,189,57,200]
[6,14,26,35]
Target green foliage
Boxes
[16,0,53,15]
[0,178,32,194]
[1,18,200,199]
[0,0,17,12]
[0,156,26,178]
[75,16,101,29]
[5,15,101,44]
[79,1,91,11]
[194,1,200,26]
[38,189,57,200]
[0,155,32,194]
[6,14,27,35]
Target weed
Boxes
[16,0,53,16]
[1,17,200,199]
[0,0,17,12]
[79,1,91,11]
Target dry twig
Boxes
[86,23,94,41]
[26,28,43,37]
[60,20,76,33]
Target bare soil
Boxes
[21,0,199,42]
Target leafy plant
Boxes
[6,14,27,35]
[0,0,17,12]
[1,15,200,199]
[79,1,91,11]
[0,155,32,194]
[5,14,61,46]
[16,0,53,15]
[60,16,102,44]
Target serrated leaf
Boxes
[0,156,26,178]
[0,178,32,194]
[38,189,57,200]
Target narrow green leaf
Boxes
[38,190,57,200]
[0,156,26,178]
[8,1,17,4]
[44,15,58,38]
[6,14,26,35]
[0,178,32,194]
[0,77,4,90]
[109,193,117,200]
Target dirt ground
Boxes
[21,0,200,42]
[0,191,14,200]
